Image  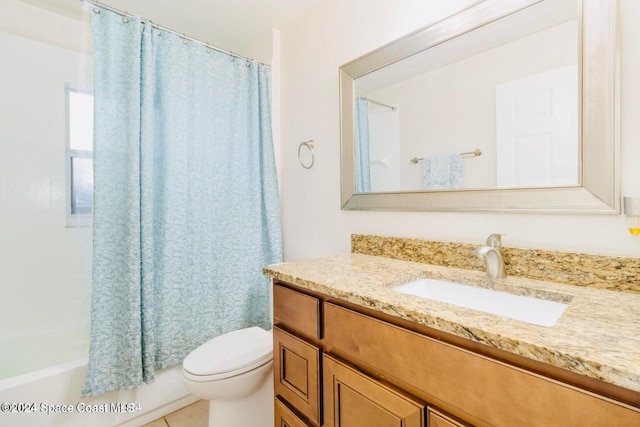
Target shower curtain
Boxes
[355,97,371,192]
[83,7,282,397]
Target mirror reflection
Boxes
[354,0,579,193]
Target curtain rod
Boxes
[83,0,270,68]
[358,96,397,111]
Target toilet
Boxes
[182,326,274,427]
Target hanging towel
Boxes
[422,153,463,190]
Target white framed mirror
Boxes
[340,0,619,213]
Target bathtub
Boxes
[0,358,197,427]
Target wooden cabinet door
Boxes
[323,354,425,427]
[274,326,322,425]
[275,397,312,427]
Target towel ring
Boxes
[298,140,315,169]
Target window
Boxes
[65,85,93,227]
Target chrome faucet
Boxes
[477,233,506,279]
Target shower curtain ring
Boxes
[298,140,315,169]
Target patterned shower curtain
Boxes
[82,6,282,397]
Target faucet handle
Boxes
[485,233,507,250]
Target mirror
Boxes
[340,0,619,212]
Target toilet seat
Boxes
[183,326,273,382]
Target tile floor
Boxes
[142,400,208,427]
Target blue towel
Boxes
[422,153,463,190]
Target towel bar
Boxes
[411,149,482,164]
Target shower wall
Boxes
[0,7,92,379]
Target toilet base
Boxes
[208,372,273,427]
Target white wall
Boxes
[0,1,92,377]
[278,0,640,260]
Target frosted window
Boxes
[66,86,93,226]
[71,157,93,215]
[69,91,94,151]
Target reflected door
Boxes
[495,65,578,187]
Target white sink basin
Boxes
[394,278,569,327]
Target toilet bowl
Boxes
[182,326,273,427]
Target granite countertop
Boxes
[263,253,640,394]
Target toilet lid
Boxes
[183,327,272,378]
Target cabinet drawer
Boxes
[323,354,424,427]
[275,397,312,427]
[428,408,469,427]
[273,283,321,340]
[324,303,640,427]
[274,326,322,425]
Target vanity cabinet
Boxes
[272,282,640,427]
[273,284,323,426]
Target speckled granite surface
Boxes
[264,253,640,393]
[352,234,640,294]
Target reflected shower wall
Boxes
[368,105,401,192]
